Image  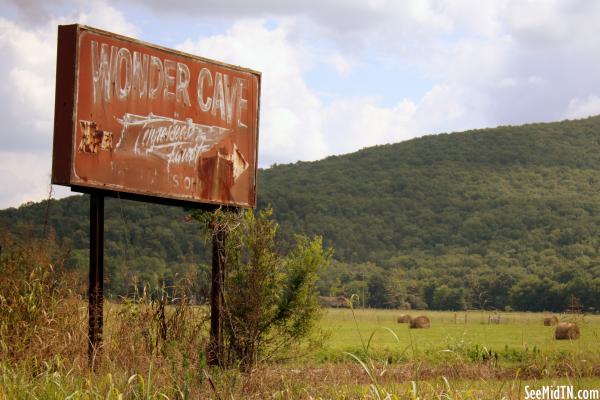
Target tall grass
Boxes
[0,237,86,368]
[1,238,599,398]
[0,237,212,398]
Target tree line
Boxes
[2,116,600,312]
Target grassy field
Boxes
[2,238,599,398]
[318,309,600,363]
[1,303,599,399]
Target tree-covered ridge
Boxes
[259,117,600,261]
[257,117,600,311]
[2,116,600,311]
[0,196,210,298]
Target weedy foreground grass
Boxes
[1,239,599,399]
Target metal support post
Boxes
[88,192,104,367]
[208,222,226,367]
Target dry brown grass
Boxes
[0,238,210,389]
[199,360,600,399]
[0,238,87,369]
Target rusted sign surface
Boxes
[52,24,260,207]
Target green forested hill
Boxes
[259,117,600,261]
[0,196,210,298]
[2,117,600,311]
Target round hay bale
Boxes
[543,315,559,326]
[554,322,580,340]
[409,315,430,329]
[397,314,411,323]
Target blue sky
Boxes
[1,0,600,208]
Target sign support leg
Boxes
[208,222,226,367]
[88,192,104,368]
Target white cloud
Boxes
[322,83,490,152]
[68,0,139,38]
[566,95,600,120]
[175,18,474,164]
[0,1,140,208]
[3,0,139,37]
[322,97,417,154]
[326,52,354,77]
[173,17,498,166]
[0,151,52,208]
[0,18,56,151]
[177,19,327,166]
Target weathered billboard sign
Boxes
[52,24,260,207]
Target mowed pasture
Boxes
[319,309,600,363]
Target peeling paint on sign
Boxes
[79,120,113,153]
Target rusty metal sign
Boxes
[52,24,260,207]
